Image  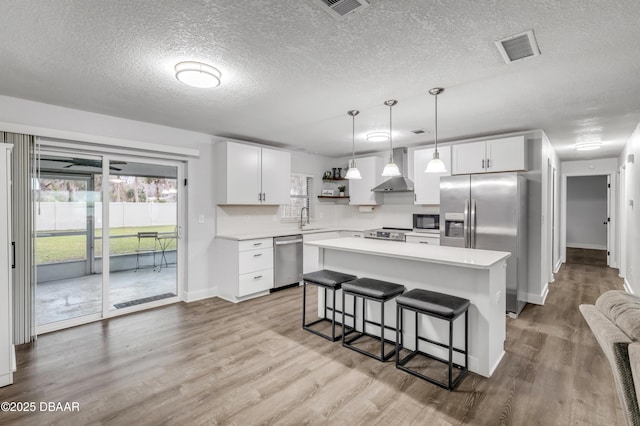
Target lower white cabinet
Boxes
[1,145,13,387]
[215,237,274,302]
[406,235,440,246]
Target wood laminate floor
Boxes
[0,261,625,425]
[566,247,608,267]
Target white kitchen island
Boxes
[304,237,511,378]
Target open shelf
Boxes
[317,196,349,199]
[322,178,347,181]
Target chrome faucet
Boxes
[299,207,310,229]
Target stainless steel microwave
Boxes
[413,214,440,232]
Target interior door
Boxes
[606,174,611,266]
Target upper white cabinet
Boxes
[452,141,486,175]
[413,146,451,205]
[349,156,383,205]
[216,141,291,205]
[451,136,527,175]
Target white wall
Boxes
[0,95,216,302]
[566,176,608,249]
[560,157,618,266]
[618,122,640,294]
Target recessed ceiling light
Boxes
[367,132,389,142]
[575,141,603,151]
[175,61,221,88]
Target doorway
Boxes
[35,151,183,332]
[565,175,609,266]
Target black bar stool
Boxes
[302,269,357,342]
[395,288,470,391]
[341,278,405,361]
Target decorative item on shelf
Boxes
[332,168,338,179]
[321,189,335,196]
[324,171,333,179]
[346,109,362,179]
[337,185,346,197]
[382,100,401,177]
[425,87,448,173]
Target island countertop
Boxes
[305,237,511,269]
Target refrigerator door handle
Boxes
[464,199,470,248]
[470,199,477,249]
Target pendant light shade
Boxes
[346,110,362,179]
[425,87,448,173]
[382,100,401,177]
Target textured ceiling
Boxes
[1,0,639,159]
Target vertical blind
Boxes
[1,132,36,344]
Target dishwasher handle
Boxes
[275,239,303,245]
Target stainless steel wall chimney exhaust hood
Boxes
[371,147,414,192]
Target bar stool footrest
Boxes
[397,349,468,390]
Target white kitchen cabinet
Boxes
[216,141,291,205]
[452,141,486,175]
[486,136,527,173]
[413,146,451,205]
[349,156,383,205]
[215,237,274,302]
[451,136,527,175]
[1,145,13,387]
[406,234,440,246]
[339,231,364,238]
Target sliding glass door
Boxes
[35,154,103,326]
[35,151,183,332]
[105,159,178,312]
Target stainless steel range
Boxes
[364,227,411,242]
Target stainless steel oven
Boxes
[413,214,440,232]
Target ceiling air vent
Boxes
[314,0,371,20]
[495,29,541,64]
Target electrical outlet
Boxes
[198,214,204,224]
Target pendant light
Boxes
[345,110,362,179]
[382,100,401,177]
[425,87,448,173]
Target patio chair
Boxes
[135,231,158,271]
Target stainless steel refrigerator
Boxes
[440,172,528,316]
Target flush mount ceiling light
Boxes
[575,140,603,151]
[174,61,221,88]
[345,110,362,180]
[425,87,447,173]
[367,132,389,142]
[382,100,401,177]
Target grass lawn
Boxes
[36,226,177,264]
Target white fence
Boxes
[36,202,177,231]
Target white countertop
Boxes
[305,237,510,269]
[216,228,362,241]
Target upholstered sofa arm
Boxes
[580,304,640,425]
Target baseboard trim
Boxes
[489,351,506,377]
[184,288,218,303]
[526,283,549,305]
[624,279,634,294]
[553,259,562,274]
[566,243,607,250]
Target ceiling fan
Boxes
[44,158,127,171]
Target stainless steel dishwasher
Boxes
[273,234,303,290]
